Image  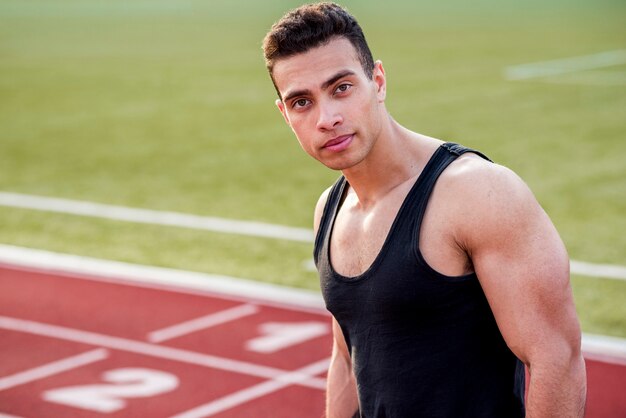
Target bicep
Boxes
[463,167,581,364]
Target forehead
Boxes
[272,37,364,96]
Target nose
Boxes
[316,102,343,131]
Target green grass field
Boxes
[1,0,625,337]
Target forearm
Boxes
[526,353,586,417]
[326,353,358,418]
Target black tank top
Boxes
[315,143,525,418]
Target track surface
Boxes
[0,263,624,417]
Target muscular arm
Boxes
[454,162,586,417]
[313,189,359,418]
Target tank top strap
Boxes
[313,175,347,266]
[313,142,490,266]
[440,142,492,162]
[408,142,492,244]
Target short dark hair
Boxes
[263,2,375,97]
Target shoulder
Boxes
[435,152,547,246]
[433,151,570,293]
[313,185,334,235]
[439,153,535,214]
[313,176,347,233]
[441,152,525,190]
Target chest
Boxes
[328,184,468,279]
[330,197,400,278]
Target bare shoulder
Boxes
[438,152,569,283]
[440,153,530,199]
[432,152,566,260]
[313,186,333,234]
[437,153,539,229]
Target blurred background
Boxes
[0,0,624,339]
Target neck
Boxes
[341,116,439,208]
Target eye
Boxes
[334,83,352,94]
[292,98,311,109]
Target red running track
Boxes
[0,263,624,417]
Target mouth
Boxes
[323,134,354,152]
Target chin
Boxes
[319,156,362,172]
[322,163,348,171]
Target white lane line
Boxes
[170,357,330,418]
[584,352,626,367]
[0,192,313,243]
[0,244,326,311]
[583,334,626,366]
[1,190,625,280]
[505,49,626,80]
[0,316,326,390]
[533,70,626,86]
[570,260,626,282]
[147,304,259,343]
[0,348,108,392]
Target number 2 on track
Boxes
[42,368,179,413]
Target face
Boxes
[272,37,387,171]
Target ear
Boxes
[373,60,387,102]
[276,99,291,125]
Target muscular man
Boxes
[262,3,586,417]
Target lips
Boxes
[323,134,354,152]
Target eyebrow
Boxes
[282,70,356,104]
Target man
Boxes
[262,3,586,417]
